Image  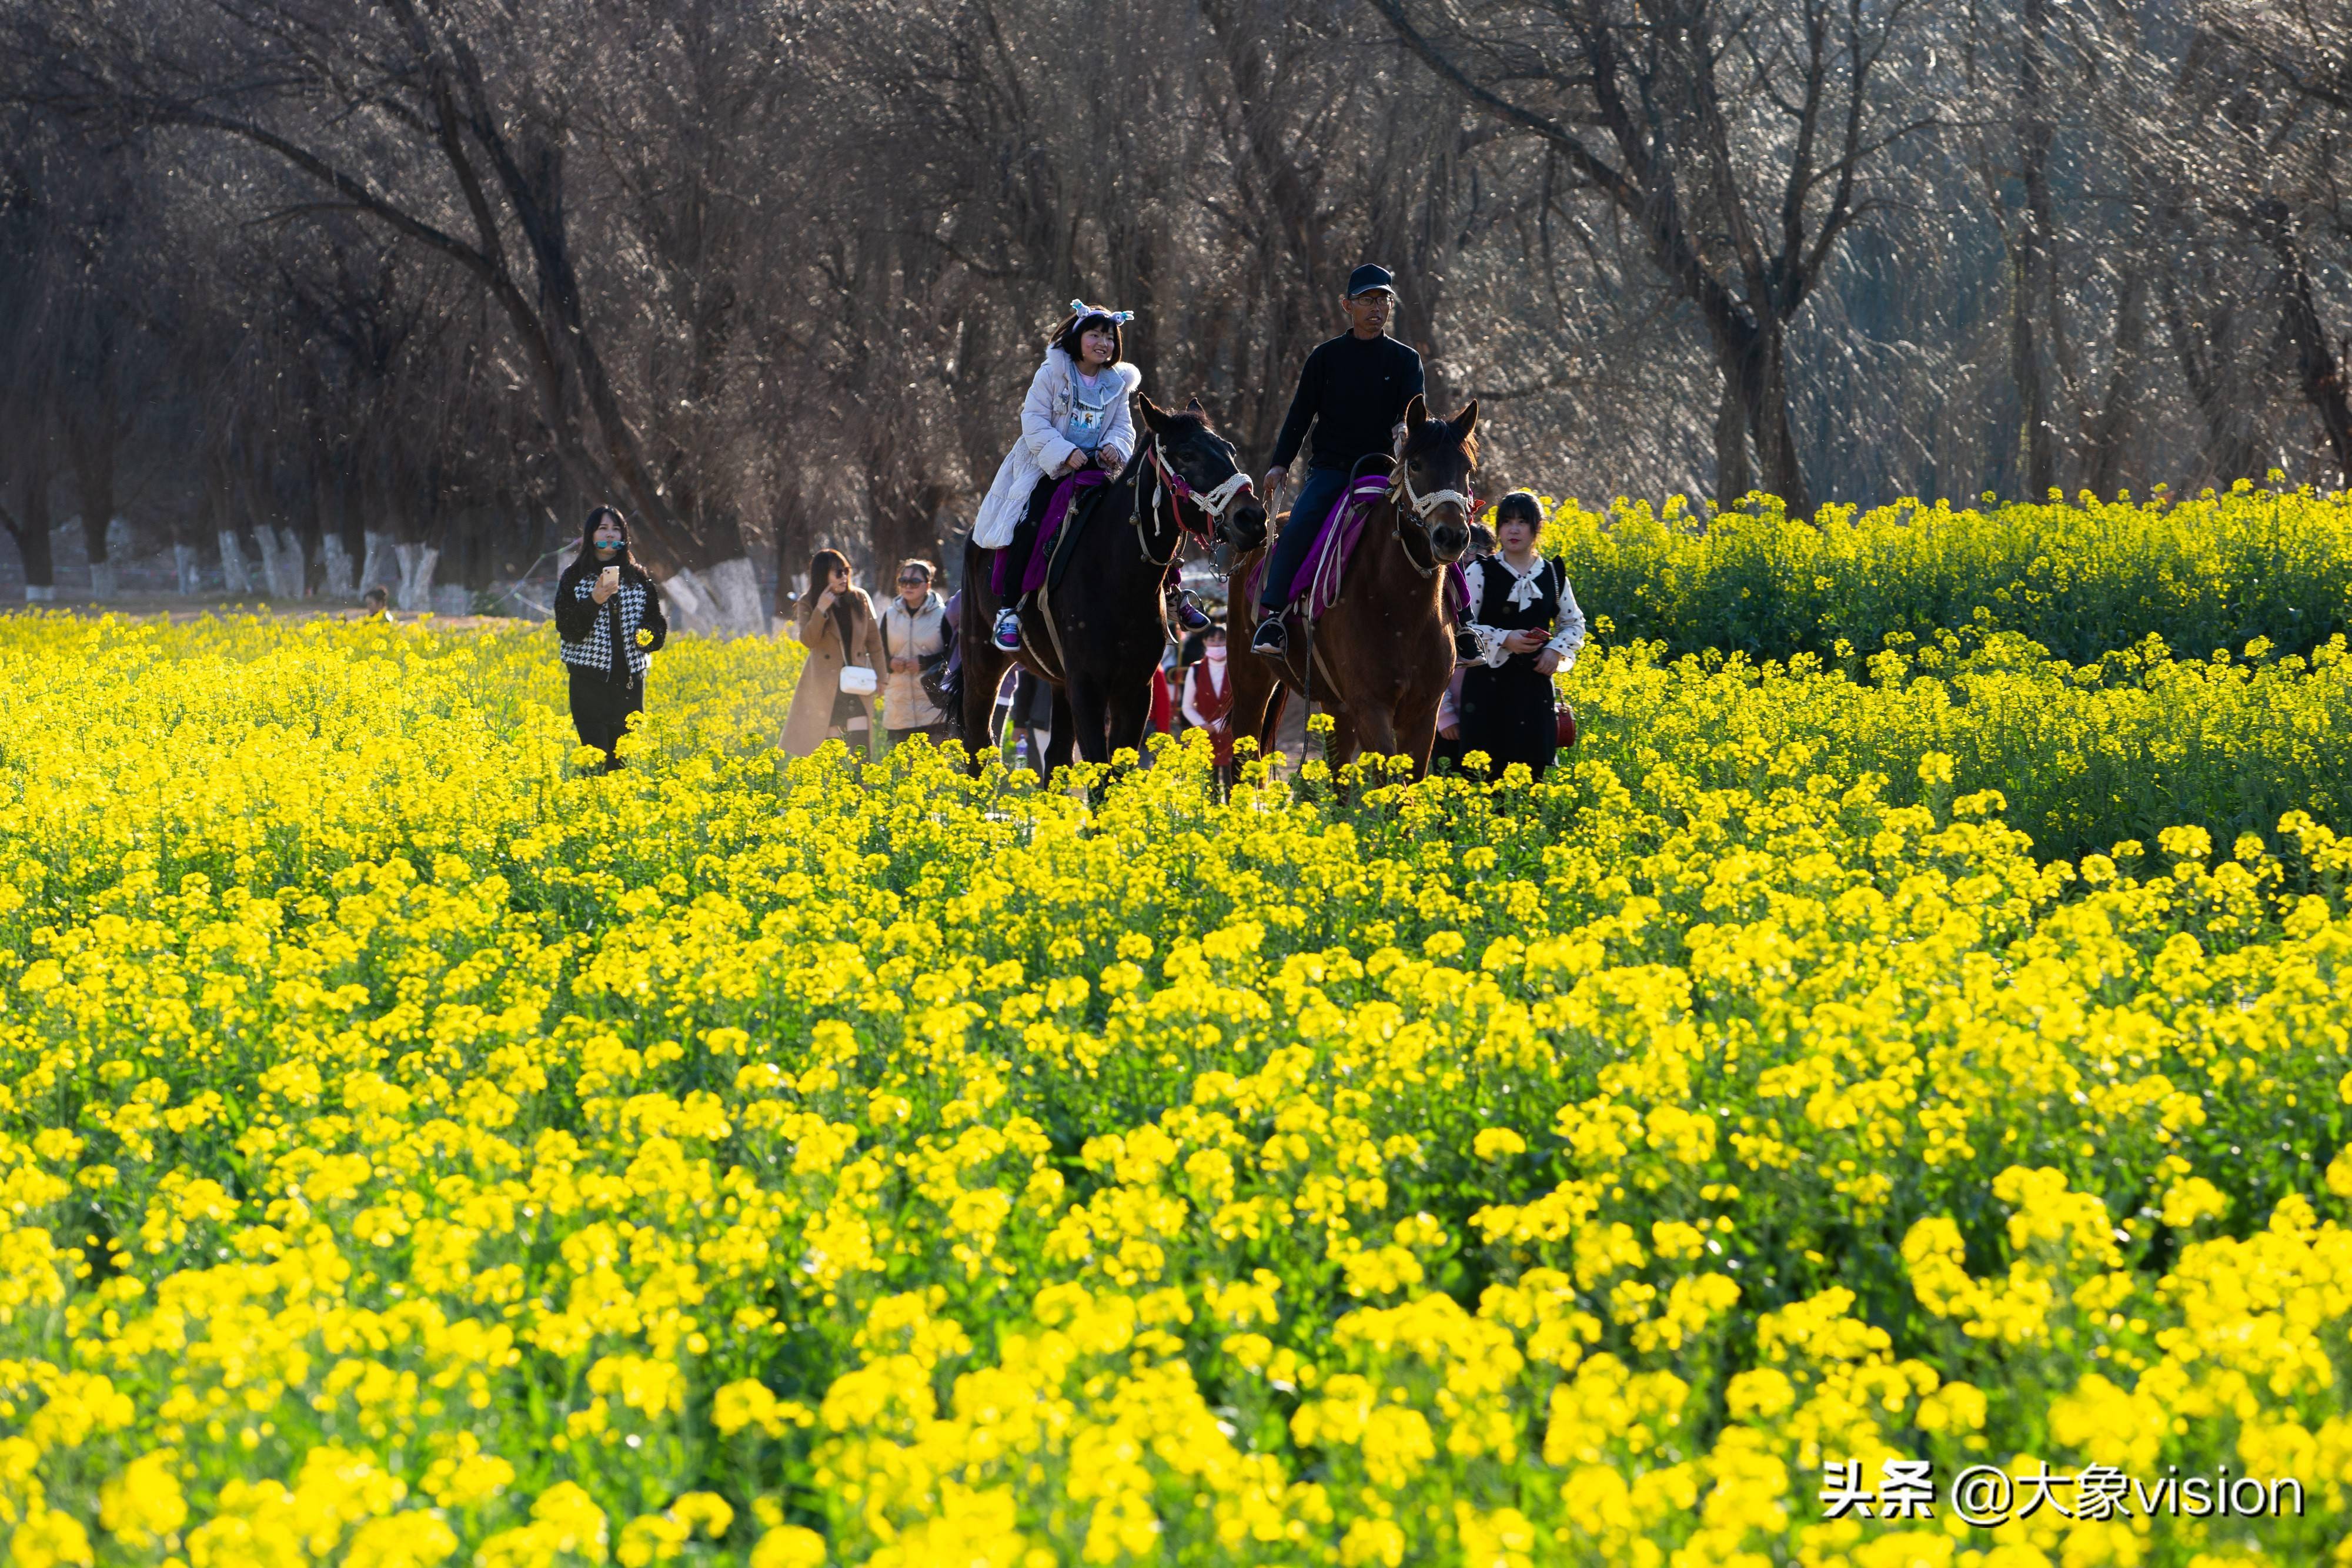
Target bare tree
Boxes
[1372,0,1937,509]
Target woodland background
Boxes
[1,0,2347,627]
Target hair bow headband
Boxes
[1070,299,1135,325]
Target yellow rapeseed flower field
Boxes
[1,604,2348,1566]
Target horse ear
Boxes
[1185,394,1206,416]
[1405,393,1429,433]
[1454,399,1479,438]
[1137,395,1170,433]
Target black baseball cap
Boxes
[1346,263,1398,298]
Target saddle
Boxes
[1237,477,1393,626]
[1045,474,1118,597]
[996,472,1125,684]
[1238,482,1476,696]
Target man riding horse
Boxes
[1251,263,1426,656]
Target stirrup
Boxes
[992,607,1024,651]
[1250,614,1288,656]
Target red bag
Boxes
[1555,703,1579,750]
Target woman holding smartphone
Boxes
[1455,492,1584,780]
[554,506,669,771]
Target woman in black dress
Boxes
[1456,491,1585,780]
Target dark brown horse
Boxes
[1225,395,1477,776]
[960,395,1268,777]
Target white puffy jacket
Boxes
[971,349,1142,548]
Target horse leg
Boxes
[1063,675,1111,767]
[1395,690,1444,783]
[1041,683,1077,783]
[961,644,1008,776]
[1345,707,1394,771]
[1102,677,1151,766]
[960,540,1010,775]
[1222,654,1279,760]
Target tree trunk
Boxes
[320,533,355,596]
[2010,243,2056,498]
[217,531,253,596]
[1713,364,1754,507]
[6,466,56,600]
[395,541,439,611]
[2272,238,2352,484]
[1748,324,1809,516]
[2158,266,2261,486]
[71,440,117,600]
[2082,263,2146,499]
[362,532,397,594]
[2010,0,2062,497]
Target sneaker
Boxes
[1172,592,1210,633]
[1250,614,1287,656]
[992,607,1023,651]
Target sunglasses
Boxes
[897,576,928,586]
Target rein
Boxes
[1137,434,1251,567]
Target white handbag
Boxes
[838,663,877,697]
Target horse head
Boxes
[1399,394,1479,563]
[1138,394,1269,551]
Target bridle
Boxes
[1138,433,1255,567]
[1387,459,1474,580]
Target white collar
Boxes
[1491,553,1546,610]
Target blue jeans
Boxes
[1258,466,1352,614]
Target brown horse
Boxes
[960,395,1268,778]
[1225,395,1476,776]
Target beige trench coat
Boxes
[781,588,884,758]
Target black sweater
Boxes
[1268,331,1427,472]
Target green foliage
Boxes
[1549,484,2352,664]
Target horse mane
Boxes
[1155,407,1215,443]
[1402,414,1478,467]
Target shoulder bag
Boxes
[837,603,877,696]
[1547,559,1578,748]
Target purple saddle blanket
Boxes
[1247,477,1469,622]
[992,470,1108,599]
[1241,476,1392,620]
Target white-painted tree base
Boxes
[88,561,116,600]
[664,557,767,635]
[276,529,308,598]
[253,528,287,599]
[707,556,766,634]
[320,536,354,596]
[395,542,439,612]
[24,585,55,603]
[218,531,253,595]
[173,544,202,597]
[360,531,396,594]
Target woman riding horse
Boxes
[1224,394,1478,777]
[959,394,1268,778]
[972,302,1211,651]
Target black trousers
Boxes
[569,666,643,770]
[1259,466,1352,613]
[1000,474,1062,604]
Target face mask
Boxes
[1206,647,1228,664]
